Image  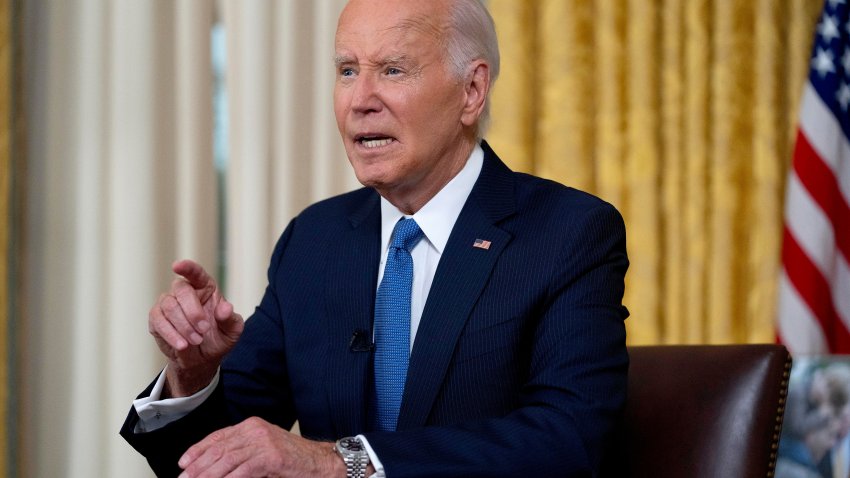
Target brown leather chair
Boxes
[616,344,791,478]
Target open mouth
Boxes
[355,135,396,149]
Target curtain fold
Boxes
[21,2,355,475]
[176,0,217,266]
[488,0,823,345]
[0,0,9,475]
[21,1,215,476]
[222,0,355,315]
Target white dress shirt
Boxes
[134,144,484,477]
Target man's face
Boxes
[334,0,474,207]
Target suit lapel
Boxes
[397,142,516,429]
[324,192,381,437]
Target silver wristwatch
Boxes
[335,436,370,478]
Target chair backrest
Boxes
[619,344,791,478]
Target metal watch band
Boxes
[342,452,369,478]
[336,437,370,478]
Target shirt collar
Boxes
[380,143,484,254]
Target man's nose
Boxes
[350,73,383,114]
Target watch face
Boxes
[340,437,365,453]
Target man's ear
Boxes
[460,61,490,127]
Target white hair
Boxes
[443,0,500,138]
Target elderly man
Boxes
[121,0,629,477]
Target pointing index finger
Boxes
[172,259,216,301]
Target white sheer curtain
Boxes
[23,1,216,476]
[21,1,353,477]
[221,0,356,314]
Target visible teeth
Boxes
[361,138,393,148]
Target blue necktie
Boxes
[374,218,423,431]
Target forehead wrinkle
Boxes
[390,14,445,42]
[335,8,450,68]
[371,16,450,68]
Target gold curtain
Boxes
[488,0,823,345]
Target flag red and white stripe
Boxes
[778,0,850,355]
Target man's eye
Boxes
[340,68,355,77]
[386,67,401,75]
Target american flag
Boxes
[473,239,491,250]
[777,0,850,354]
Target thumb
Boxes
[214,299,244,336]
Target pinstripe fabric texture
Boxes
[373,218,423,431]
[120,141,629,477]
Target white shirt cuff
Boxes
[357,434,386,478]
[132,366,220,433]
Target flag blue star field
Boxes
[777,0,850,354]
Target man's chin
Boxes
[349,162,396,190]
[351,170,389,191]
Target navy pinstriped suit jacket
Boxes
[121,141,630,477]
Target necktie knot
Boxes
[390,218,423,252]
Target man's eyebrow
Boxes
[379,54,412,65]
[334,56,355,68]
[333,54,413,68]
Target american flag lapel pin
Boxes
[473,238,491,250]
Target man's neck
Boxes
[379,139,477,215]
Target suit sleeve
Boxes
[119,219,299,478]
[363,203,629,478]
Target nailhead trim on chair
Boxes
[766,354,792,478]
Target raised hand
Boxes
[148,259,244,397]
